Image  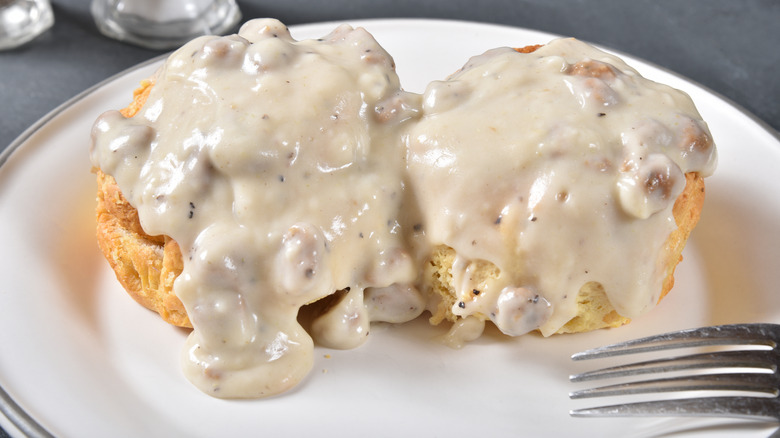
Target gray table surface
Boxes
[0,0,777,436]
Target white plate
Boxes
[1,19,779,438]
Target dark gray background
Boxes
[0,0,778,436]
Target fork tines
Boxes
[569,323,780,421]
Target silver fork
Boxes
[569,323,780,427]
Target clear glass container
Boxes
[90,0,241,50]
[0,0,54,50]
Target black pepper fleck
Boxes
[598,112,606,117]
[304,268,314,279]
[530,216,538,222]
[494,215,502,225]
[279,175,285,182]
[458,301,466,309]
[472,289,481,296]
[413,223,422,232]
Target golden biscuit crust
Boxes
[96,169,190,327]
[94,78,191,328]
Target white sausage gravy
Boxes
[407,41,717,338]
[91,19,716,398]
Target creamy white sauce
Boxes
[92,19,422,398]
[407,42,716,336]
[90,20,716,398]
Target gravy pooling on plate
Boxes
[90,18,716,398]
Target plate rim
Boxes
[1,17,778,438]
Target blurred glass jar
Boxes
[0,0,54,50]
[90,0,241,50]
